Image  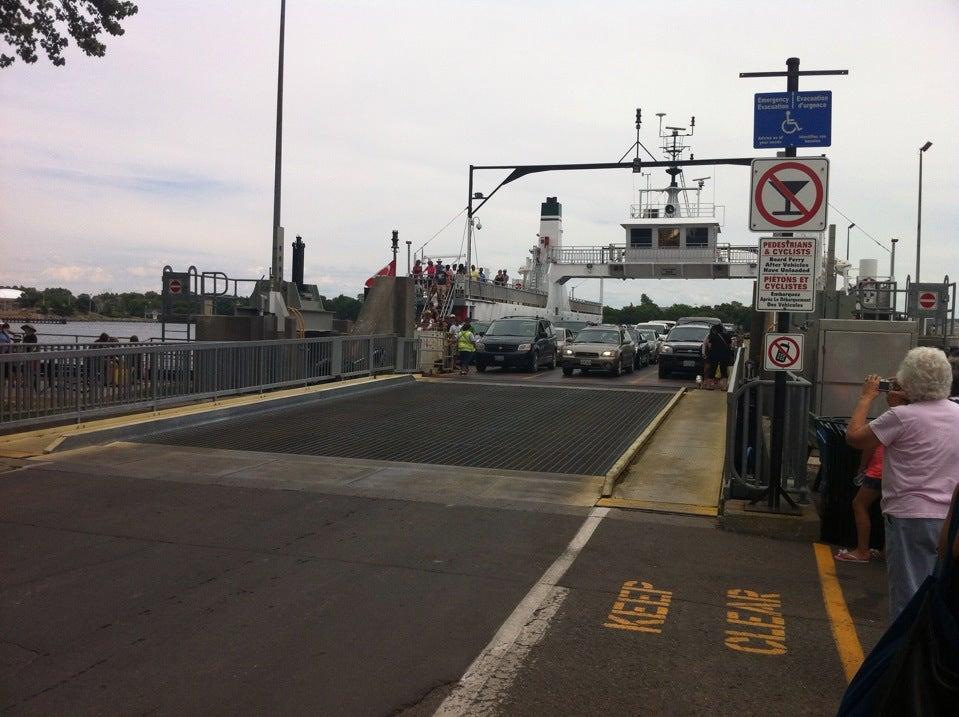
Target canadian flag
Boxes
[365,259,396,288]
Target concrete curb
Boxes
[599,387,685,498]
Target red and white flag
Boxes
[365,259,396,288]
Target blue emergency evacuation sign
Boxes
[754,91,832,149]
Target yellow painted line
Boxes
[813,542,865,682]
[600,388,685,498]
[595,497,718,517]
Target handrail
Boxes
[0,334,419,430]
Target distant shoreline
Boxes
[0,312,160,323]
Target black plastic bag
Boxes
[838,504,959,715]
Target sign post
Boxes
[741,57,847,512]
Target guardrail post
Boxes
[332,337,343,378]
[368,337,375,377]
[151,350,159,412]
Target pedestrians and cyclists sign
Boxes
[756,236,818,313]
[750,157,829,232]
[764,332,804,372]
[754,91,832,149]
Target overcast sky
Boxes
[2,0,957,308]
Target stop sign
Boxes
[168,278,182,295]
[918,291,937,310]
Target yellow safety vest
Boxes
[457,330,475,352]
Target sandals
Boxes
[834,548,871,563]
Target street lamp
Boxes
[846,223,856,261]
[916,141,933,283]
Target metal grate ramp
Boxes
[140,382,673,476]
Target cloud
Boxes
[40,265,112,284]
[26,166,247,199]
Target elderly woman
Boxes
[846,347,959,620]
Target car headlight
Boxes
[564,349,574,355]
[601,350,615,357]
[475,342,485,351]
[517,343,532,352]
[660,345,673,353]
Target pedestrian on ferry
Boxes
[949,356,959,404]
[479,268,488,283]
[412,259,423,282]
[703,323,731,390]
[457,321,476,376]
[470,265,479,280]
[845,347,959,620]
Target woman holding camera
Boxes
[845,347,959,620]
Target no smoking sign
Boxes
[750,157,829,232]
[764,332,804,372]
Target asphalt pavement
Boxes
[0,376,889,716]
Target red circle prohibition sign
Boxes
[767,337,800,368]
[168,279,182,295]
[754,161,825,228]
[918,291,937,309]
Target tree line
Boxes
[8,287,366,321]
[602,294,755,329]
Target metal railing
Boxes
[551,244,759,266]
[0,334,417,430]
[629,202,725,221]
[456,278,548,308]
[724,352,812,500]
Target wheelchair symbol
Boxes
[781,111,801,134]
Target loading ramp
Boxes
[140,381,673,477]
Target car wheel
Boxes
[562,367,574,376]
[658,363,669,379]
[528,352,539,373]
[610,360,621,378]
[476,363,487,373]
[549,353,558,370]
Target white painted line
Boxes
[434,506,609,716]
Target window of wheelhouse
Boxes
[686,226,709,248]
[629,228,652,248]
[658,228,681,248]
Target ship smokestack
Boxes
[292,235,305,291]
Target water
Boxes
[28,321,191,345]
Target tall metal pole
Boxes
[846,222,855,261]
[825,224,837,293]
[406,240,412,276]
[270,0,287,289]
[890,238,898,280]
[466,166,474,296]
[915,143,932,283]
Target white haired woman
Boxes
[846,347,959,620]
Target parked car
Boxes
[627,328,653,368]
[659,320,677,331]
[658,323,711,379]
[471,321,491,337]
[475,316,558,372]
[561,324,636,377]
[675,316,721,327]
[635,322,670,339]
[554,327,574,355]
[638,329,660,363]
[552,320,594,338]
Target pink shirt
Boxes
[870,399,959,519]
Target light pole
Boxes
[890,238,899,280]
[846,222,855,261]
[916,141,933,283]
[406,241,412,276]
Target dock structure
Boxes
[0,345,887,716]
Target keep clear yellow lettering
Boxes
[724,589,786,655]
[603,581,672,634]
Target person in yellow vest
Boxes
[457,321,477,376]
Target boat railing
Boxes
[550,244,759,266]
[629,202,725,222]
[0,334,419,431]
[456,278,548,308]
[568,298,604,316]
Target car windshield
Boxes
[667,326,710,342]
[635,324,664,334]
[575,329,620,344]
[471,322,490,334]
[639,331,657,341]
[486,319,537,337]
[554,321,590,335]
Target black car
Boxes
[657,323,711,378]
[475,317,558,372]
[626,328,652,368]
